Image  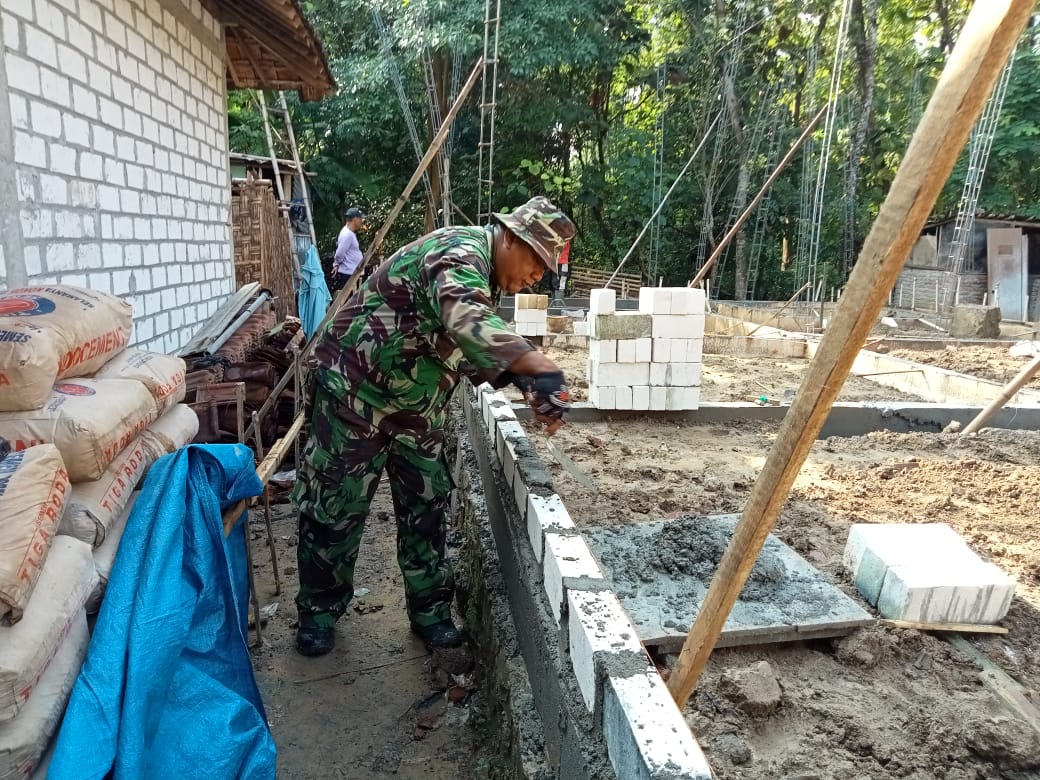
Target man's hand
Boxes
[525,371,570,435]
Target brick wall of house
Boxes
[0,0,231,353]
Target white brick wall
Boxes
[1,0,231,354]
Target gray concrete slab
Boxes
[585,514,873,653]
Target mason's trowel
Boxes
[544,436,598,492]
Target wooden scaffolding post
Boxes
[666,0,1034,709]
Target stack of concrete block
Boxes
[586,287,705,410]
[512,294,548,337]
[843,523,1016,624]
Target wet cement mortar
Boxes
[516,344,1040,779]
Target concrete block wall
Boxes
[0,0,232,353]
[587,287,704,410]
[472,382,712,779]
[513,293,548,337]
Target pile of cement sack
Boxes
[0,285,198,776]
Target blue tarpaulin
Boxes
[49,444,276,780]
[298,244,331,337]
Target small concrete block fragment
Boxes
[616,339,637,363]
[544,533,604,625]
[649,386,666,411]
[590,288,616,315]
[566,588,643,711]
[592,313,653,341]
[634,338,652,363]
[877,561,1016,624]
[632,385,650,411]
[603,671,714,780]
[651,338,671,363]
[638,287,672,315]
[614,386,633,410]
[593,339,618,363]
[843,523,975,606]
[527,493,575,562]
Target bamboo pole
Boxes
[960,353,1040,435]
[689,104,828,288]
[666,0,1033,709]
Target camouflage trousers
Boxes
[292,385,454,628]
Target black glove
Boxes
[528,371,570,421]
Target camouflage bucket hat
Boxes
[492,196,576,273]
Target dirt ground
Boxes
[248,490,493,779]
[523,344,1040,779]
[887,343,1040,390]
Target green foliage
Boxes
[231,0,1036,297]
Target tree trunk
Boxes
[843,0,879,278]
[732,159,751,299]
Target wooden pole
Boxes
[960,353,1040,435]
[746,282,812,336]
[666,0,1033,709]
[689,104,828,287]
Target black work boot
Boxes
[410,619,463,650]
[295,612,335,657]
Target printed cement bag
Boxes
[0,536,95,723]
[0,609,87,779]
[0,378,157,483]
[85,493,136,615]
[138,403,199,458]
[0,286,132,412]
[62,434,153,548]
[92,349,187,415]
[0,446,69,624]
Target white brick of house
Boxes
[0,0,231,354]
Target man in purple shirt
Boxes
[331,207,365,291]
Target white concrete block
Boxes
[573,321,588,336]
[527,493,575,563]
[669,338,704,363]
[496,419,524,479]
[567,589,643,711]
[667,363,703,387]
[665,386,700,411]
[603,670,713,780]
[649,386,667,411]
[634,337,652,363]
[590,361,650,387]
[592,339,617,363]
[590,288,616,315]
[614,385,633,410]
[638,287,671,315]
[843,523,977,606]
[632,385,650,411]
[877,561,1016,624]
[616,339,637,363]
[592,385,615,410]
[649,362,667,386]
[669,286,706,316]
[543,533,604,624]
[652,313,706,339]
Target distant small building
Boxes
[895,212,1040,321]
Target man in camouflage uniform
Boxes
[293,196,575,656]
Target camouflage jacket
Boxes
[314,226,533,420]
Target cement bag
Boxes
[62,434,154,548]
[0,610,87,779]
[0,446,69,624]
[139,403,199,458]
[0,379,157,483]
[0,286,132,412]
[85,493,137,614]
[0,536,95,722]
[91,349,186,415]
